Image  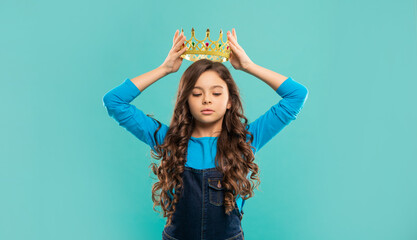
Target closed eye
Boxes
[192,93,222,96]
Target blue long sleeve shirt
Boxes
[103,76,308,215]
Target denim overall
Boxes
[162,166,245,240]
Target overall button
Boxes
[208,177,224,206]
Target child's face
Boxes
[188,70,231,126]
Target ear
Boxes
[227,99,231,109]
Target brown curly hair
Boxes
[147,59,260,226]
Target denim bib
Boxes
[162,166,244,240]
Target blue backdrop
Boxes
[1,0,416,239]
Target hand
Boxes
[227,28,254,71]
[160,30,188,74]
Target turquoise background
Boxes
[1,0,416,239]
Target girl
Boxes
[103,28,309,240]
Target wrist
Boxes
[158,64,171,76]
[242,61,256,73]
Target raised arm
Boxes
[226,28,309,153]
[102,73,169,151]
[102,29,189,151]
[244,68,309,153]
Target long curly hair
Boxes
[147,59,260,226]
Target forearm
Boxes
[130,65,170,92]
[242,62,288,91]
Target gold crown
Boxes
[180,28,231,63]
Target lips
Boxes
[201,109,214,114]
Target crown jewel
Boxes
[180,28,231,63]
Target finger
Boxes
[228,40,237,53]
[173,32,186,48]
[175,45,188,57]
[227,31,237,45]
[233,37,243,52]
[232,28,237,41]
[173,29,179,45]
[173,31,182,46]
[173,37,186,52]
[230,39,243,55]
[227,33,241,51]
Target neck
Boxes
[192,120,223,138]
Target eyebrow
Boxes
[193,85,224,90]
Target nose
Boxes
[203,96,212,104]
